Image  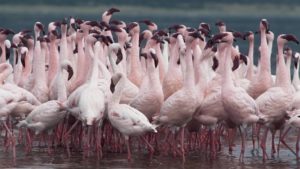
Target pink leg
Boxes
[3,122,16,161]
[140,136,154,158]
[180,127,186,163]
[252,124,256,150]
[296,129,300,160]
[271,130,276,158]
[238,126,245,163]
[260,127,269,162]
[63,119,79,142]
[279,127,296,156]
[125,137,132,162]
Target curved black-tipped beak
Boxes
[212,33,228,43]
[282,34,299,44]
[107,8,120,15]
[109,25,122,32]
[232,56,240,71]
[232,32,245,40]
[110,79,115,93]
[61,18,68,25]
[240,54,248,65]
[188,31,204,41]
[150,51,159,68]
[20,29,32,35]
[21,52,26,67]
[138,20,155,26]
[54,21,61,27]
[126,22,138,33]
[243,31,253,39]
[212,56,219,71]
[261,19,269,33]
[2,29,15,35]
[67,65,74,80]
[86,21,101,28]
[215,21,225,27]
[116,48,123,65]
[140,53,147,59]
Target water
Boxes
[1,4,300,169]
[1,134,300,169]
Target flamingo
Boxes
[152,33,199,162]
[127,22,143,87]
[256,34,299,161]
[162,33,183,100]
[30,36,49,103]
[213,32,262,162]
[129,48,164,120]
[293,52,300,91]
[108,72,157,161]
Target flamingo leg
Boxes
[3,121,16,162]
[140,136,154,158]
[279,127,296,156]
[296,129,300,160]
[125,136,131,162]
[238,126,246,163]
[271,130,276,158]
[260,127,269,162]
[180,127,185,163]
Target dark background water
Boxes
[1,1,300,168]
[1,3,300,74]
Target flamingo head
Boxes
[294,52,300,68]
[199,22,211,34]
[279,34,299,45]
[126,22,139,35]
[34,22,45,35]
[260,19,269,33]
[231,55,240,71]
[149,48,159,68]
[139,19,158,32]
[110,73,123,93]
[243,31,254,41]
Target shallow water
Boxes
[1,134,300,169]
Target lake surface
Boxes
[1,131,300,169]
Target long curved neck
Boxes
[0,64,12,84]
[87,42,99,86]
[0,42,6,63]
[57,64,68,102]
[154,43,165,83]
[33,42,47,86]
[286,55,292,83]
[22,48,32,77]
[111,76,126,104]
[108,49,118,74]
[293,62,300,87]
[221,44,234,88]
[60,28,68,62]
[47,39,59,85]
[276,42,290,87]
[259,31,271,74]
[191,40,202,84]
[130,32,141,72]
[246,39,254,80]
[183,45,195,88]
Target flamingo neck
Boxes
[111,75,126,104]
[275,43,290,87]
[293,63,300,88]
[47,39,59,85]
[33,42,47,86]
[87,42,99,86]
[221,44,234,88]
[258,31,271,75]
[246,39,254,80]
[57,64,67,102]
[183,46,195,88]
[0,43,6,63]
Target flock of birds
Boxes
[1,7,300,164]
